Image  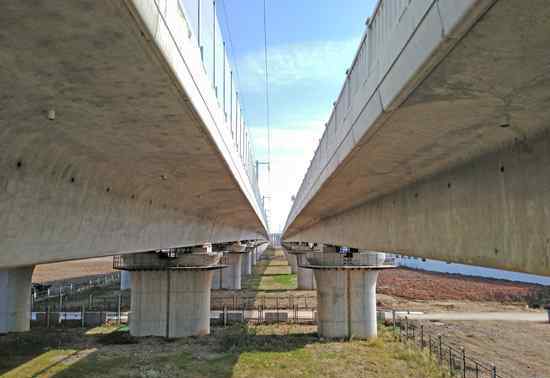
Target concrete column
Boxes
[211,268,222,289]
[221,253,243,290]
[0,266,35,333]
[120,270,132,290]
[314,268,379,339]
[287,253,298,274]
[241,251,252,276]
[257,243,268,259]
[242,251,252,276]
[296,254,316,290]
[130,268,216,338]
[251,248,257,266]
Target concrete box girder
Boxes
[284,0,550,275]
[0,1,266,267]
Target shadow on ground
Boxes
[0,323,320,378]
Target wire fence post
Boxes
[405,317,409,342]
[46,306,50,329]
[461,347,466,378]
[449,348,453,376]
[81,305,85,328]
[420,324,424,349]
[438,335,443,364]
[428,335,432,358]
[392,310,396,333]
[117,293,122,325]
[492,365,497,378]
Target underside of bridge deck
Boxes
[0,1,267,268]
[284,0,550,276]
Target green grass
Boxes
[1,325,448,378]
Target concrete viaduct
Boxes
[284,0,550,278]
[0,0,268,335]
[2,0,550,341]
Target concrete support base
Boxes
[297,265,316,290]
[0,266,35,333]
[287,253,298,274]
[314,268,379,339]
[241,251,252,276]
[251,249,257,265]
[130,269,216,338]
[212,252,243,290]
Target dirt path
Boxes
[402,311,547,322]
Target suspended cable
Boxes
[263,0,272,230]
[263,0,271,174]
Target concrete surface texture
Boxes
[287,253,298,274]
[130,269,216,338]
[314,269,379,339]
[0,0,267,269]
[283,0,550,276]
[296,254,317,290]
[0,266,34,333]
[120,271,132,290]
[244,251,252,275]
[221,253,243,290]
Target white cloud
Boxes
[251,121,325,233]
[238,39,358,92]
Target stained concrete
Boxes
[0,0,266,268]
[284,0,550,276]
[0,266,34,333]
[221,253,243,290]
[314,268,380,339]
[130,269,216,338]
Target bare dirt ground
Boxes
[33,257,114,283]
[378,268,538,302]
[29,249,549,378]
[421,320,550,378]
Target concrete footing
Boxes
[0,266,35,333]
[314,268,379,339]
[130,269,216,338]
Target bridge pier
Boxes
[221,252,243,290]
[117,252,223,338]
[303,252,393,339]
[0,266,34,333]
[242,248,253,276]
[120,271,131,290]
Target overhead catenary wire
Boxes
[263,0,272,230]
[263,0,271,175]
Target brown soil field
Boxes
[421,320,550,378]
[378,267,538,302]
[33,257,115,283]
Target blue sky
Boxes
[217,0,377,232]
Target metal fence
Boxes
[32,272,121,303]
[390,314,508,378]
